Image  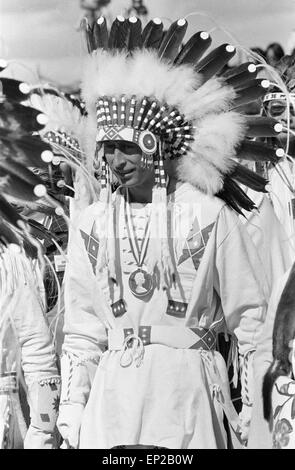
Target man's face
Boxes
[103,140,154,188]
[263,98,295,143]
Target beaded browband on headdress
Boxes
[263,92,295,103]
[95,94,193,165]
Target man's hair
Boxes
[272,51,295,92]
[266,42,285,62]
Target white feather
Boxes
[176,155,224,195]
[176,112,246,193]
[28,93,84,141]
[181,78,236,120]
[192,112,246,170]
[80,113,97,171]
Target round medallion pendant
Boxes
[128,268,154,298]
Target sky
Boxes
[1,0,295,88]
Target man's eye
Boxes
[122,143,140,154]
[104,143,115,153]
[123,144,133,152]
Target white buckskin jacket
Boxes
[58,183,269,449]
[0,244,60,449]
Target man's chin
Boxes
[118,175,138,187]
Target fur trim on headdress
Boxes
[82,49,198,110]
[177,112,246,194]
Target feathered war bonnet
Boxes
[81,15,282,285]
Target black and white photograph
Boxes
[1,0,295,455]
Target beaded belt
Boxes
[106,325,244,447]
[107,326,217,352]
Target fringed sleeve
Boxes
[0,245,60,449]
[213,206,269,441]
[57,211,107,448]
[214,206,268,356]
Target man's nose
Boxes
[113,147,126,170]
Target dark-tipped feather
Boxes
[194,44,236,82]
[230,161,268,192]
[223,63,258,89]
[216,189,244,215]
[142,18,164,49]
[0,101,47,134]
[245,116,282,138]
[0,135,51,168]
[222,62,257,79]
[236,140,279,163]
[108,16,126,50]
[158,19,188,62]
[231,79,269,109]
[174,31,212,66]
[0,161,44,201]
[123,17,143,51]
[217,176,256,214]
[0,78,30,102]
[263,262,295,421]
[0,158,44,188]
[93,16,109,50]
[0,175,39,202]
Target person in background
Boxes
[0,243,60,449]
[248,51,295,449]
[266,43,285,67]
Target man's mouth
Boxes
[116,169,134,177]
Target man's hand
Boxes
[57,402,85,449]
[239,403,253,444]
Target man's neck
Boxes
[126,181,154,203]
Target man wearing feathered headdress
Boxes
[53,15,279,449]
